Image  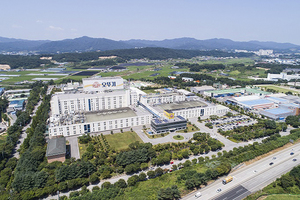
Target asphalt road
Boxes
[183,143,300,200]
[67,136,80,159]
[214,185,250,200]
[13,100,42,158]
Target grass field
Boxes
[78,143,87,158]
[258,85,300,94]
[105,131,143,151]
[177,124,199,133]
[265,194,300,200]
[142,89,159,94]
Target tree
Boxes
[155,168,164,177]
[157,185,181,200]
[101,182,112,189]
[139,172,147,181]
[114,179,127,188]
[127,175,139,186]
[265,120,276,129]
[225,112,233,117]
[79,185,90,196]
[89,173,99,183]
[140,163,149,170]
[280,174,295,189]
[101,170,112,179]
[92,186,100,192]
[147,171,156,179]
[69,191,80,198]
[172,164,178,171]
[183,160,191,168]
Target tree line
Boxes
[0,55,51,69]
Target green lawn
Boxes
[173,135,184,140]
[142,89,158,94]
[78,143,87,158]
[177,124,199,133]
[105,131,143,151]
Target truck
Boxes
[222,176,233,184]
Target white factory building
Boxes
[50,77,138,115]
[267,72,300,81]
[48,77,230,138]
[49,77,149,138]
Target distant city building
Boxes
[0,64,10,71]
[191,86,215,94]
[254,49,274,56]
[182,77,194,82]
[267,72,300,81]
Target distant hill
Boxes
[0,36,299,53]
[51,47,254,62]
[36,36,133,53]
[123,38,300,51]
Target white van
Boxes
[195,192,202,198]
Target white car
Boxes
[195,192,202,198]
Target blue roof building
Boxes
[260,107,295,120]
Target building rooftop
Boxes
[263,108,293,115]
[205,88,270,95]
[9,99,25,106]
[85,106,149,122]
[240,99,273,106]
[267,96,289,103]
[281,95,300,101]
[82,76,123,81]
[46,137,66,157]
[191,86,215,90]
[155,100,207,112]
[152,116,187,125]
[53,89,127,100]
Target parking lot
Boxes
[205,115,256,131]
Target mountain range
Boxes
[0,36,299,53]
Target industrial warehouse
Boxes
[48,77,229,138]
[226,94,300,120]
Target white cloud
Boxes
[36,20,43,23]
[12,24,22,28]
[48,25,63,31]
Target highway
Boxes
[183,143,300,200]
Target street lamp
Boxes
[57,190,59,200]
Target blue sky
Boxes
[1,0,300,44]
